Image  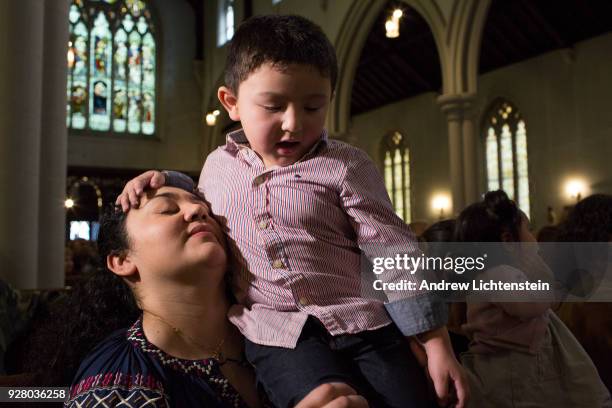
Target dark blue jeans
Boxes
[245,317,434,408]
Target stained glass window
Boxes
[484,100,530,217]
[66,0,156,136]
[382,131,411,222]
[218,0,235,46]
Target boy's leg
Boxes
[334,323,435,408]
[244,317,363,408]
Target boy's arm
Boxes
[116,170,195,211]
[338,148,468,407]
[338,147,446,335]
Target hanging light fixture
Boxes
[385,8,403,38]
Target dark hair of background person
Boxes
[224,14,338,94]
[421,219,456,263]
[20,205,139,386]
[421,220,456,247]
[454,190,522,243]
[537,225,560,242]
[557,194,612,243]
[453,189,526,275]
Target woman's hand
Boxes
[115,170,166,211]
[295,383,368,408]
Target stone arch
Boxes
[442,0,491,95]
[329,0,448,137]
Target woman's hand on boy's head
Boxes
[115,170,166,212]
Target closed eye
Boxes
[263,106,282,112]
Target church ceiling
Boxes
[351,0,612,116]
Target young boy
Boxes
[118,15,467,408]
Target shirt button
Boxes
[299,297,309,306]
[254,175,266,186]
[258,220,269,229]
[272,259,284,269]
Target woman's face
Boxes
[124,186,227,283]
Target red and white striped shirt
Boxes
[194,129,446,348]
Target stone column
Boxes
[438,93,479,214]
[438,96,465,214]
[0,0,69,289]
[461,103,479,205]
[38,0,70,288]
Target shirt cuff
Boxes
[161,170,195,192]
[384,294,449,337]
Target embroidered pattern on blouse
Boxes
[66,372,168,407]
[128,318,247,408]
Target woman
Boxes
[64,185,367,407]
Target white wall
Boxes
[67,0,204,173]
[351,93,450,222]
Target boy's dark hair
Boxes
[225,14,338,94]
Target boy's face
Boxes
[219,63,332,167]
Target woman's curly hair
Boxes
[23,205,139,386]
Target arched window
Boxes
[484,99,530,217]
[66,0,157,136]
[217,0,235,46]
[382,131,411,222]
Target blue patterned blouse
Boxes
[65,317,250,407]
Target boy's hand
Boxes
[414,327,469,408]
[115,170,166,212]
[295,383,368,408]
[427,348,468,408]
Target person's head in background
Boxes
[217,15,338,168]
[421,219,455,265]
[557,194,612,243]
[455,190,535,244]
[69,239,97,276]
[454,190,537,275]
[537,225,560,242]
[555,194,612,296]
[422,220,455,245]
[408,220,429,239]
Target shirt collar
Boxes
[223,128,250,154]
